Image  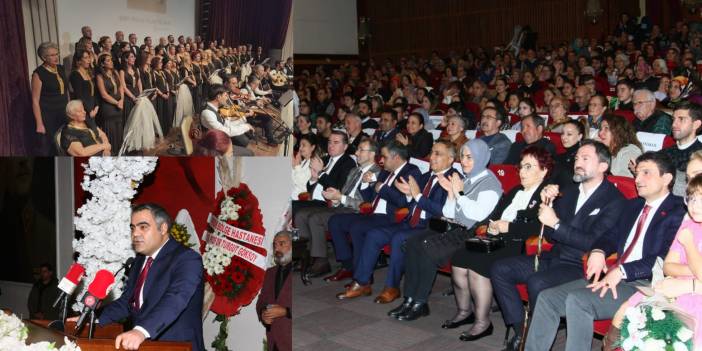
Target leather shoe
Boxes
[396,302,430,321]
[374,287,400,304]
[336,282,372,300]
[387,298,413,318]
[345,276,372,289]
[307,259,331,278]
[323,268,353,282]
[459,323,493,341]
[503,334,522,351]
[441,314,475,329]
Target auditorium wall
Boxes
[294,0,359,55]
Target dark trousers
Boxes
[231,134,250,148]
[295,206,355,258]
[328,213,392,270]
[490,255,582,326]
[403,227,467,303]
[250,114,277,143]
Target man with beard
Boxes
[662,101,702,196]
[256,231,292,351]
[492,140,626,350]
[358,100,379,129]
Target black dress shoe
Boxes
[459,323,494,342]
[441,314,475,329]
[387,298,413,318]
[503,334,522,351]
[307,260,331,277]
[396,302,430,321]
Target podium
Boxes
[25,320,191,351]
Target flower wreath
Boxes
[200,183,267,317]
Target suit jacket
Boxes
[407,129,434,159]
[544,180,626,266]
[340,164,381,210]
[347,132,369,155]
[591,194,685,281]
[361,117,379,130]
[98,238,205,351]
[374,128,399,145]
[407,168,461,226]
[306,154,356,194]
[360,162,422,216]
[256,265,292,351]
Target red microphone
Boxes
[74,270,115,333]
[53,263,86,308]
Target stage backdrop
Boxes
[55,0,196,59]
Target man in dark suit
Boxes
[524,152,685,351]
[326,141,421,282]
[504,114,556,164]
[336,140,459,307]
[295,139,381,276]
[358,100,379,129]
[374,109,399,145]
[256,231,292,351]
[127,33,140,59]
[345,113,369,155]
[75,26,99,54]
[95,203,204,351]
[492,140,626,350]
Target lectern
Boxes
[25,320,191,351]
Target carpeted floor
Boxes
[293,261,604,351]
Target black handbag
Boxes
[428,217,464,233]
[464,224,505,253]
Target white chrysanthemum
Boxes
[73,157,157,311]
[643,338,666,351]
[218,197,241,221]
[673,341,690,351]
[0,314,81,350]
[677,327,693,343]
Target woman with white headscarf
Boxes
[387,139,502,322]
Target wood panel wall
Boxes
[357,0,640,60]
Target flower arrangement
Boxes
[620,304,693,351]
[0,312,81,350]
[201,183,267,351]
[73,157,158,311]
[170,223,195,248]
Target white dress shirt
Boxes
[200,102,251,137]
[412,168,451,220]
[371,162,407,215]
[341,163,374,205]
[310,154,343,200]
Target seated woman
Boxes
[60,100,111,156]
[551,120,586,188]
[546,96,571,133]
[442,116,469,157]
[598,114,643,177]
[293,114,313,152]
[291,133,321,200]
[510,98,536,131]
[388,139,502,319]
[396,112,433,159]
[603,175,702,350]
[445,146,552,342]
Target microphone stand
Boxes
[88,309,97,339]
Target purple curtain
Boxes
[208,0,292,54]
[0,0,31,155]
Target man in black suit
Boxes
[374,108,399,145]
[358,100,379,129]
[344,113,369,155]
[314,114,332,157]
[492,140,626,350]
[127,33,140,58]
[76,26,99,54]
[524,152,685,351]
[504,114,556,164]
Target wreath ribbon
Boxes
[202,230,267,270]
[208,213,266,248]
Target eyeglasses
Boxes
[517,163,537,171]
[685,196,702,207]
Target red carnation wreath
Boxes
[200,183,267,317]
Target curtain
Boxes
[208,0,293,55]
[0,0,31,155]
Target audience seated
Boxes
[598,114,643,177]
[551,120,586,188]
[633,89,673,134]
[60,100,111,156]
[478,107,511,164]
[291,133,321,199]
[662,101,702,196]
[374,108,400,145]
[504,114,556,164]
[525,152,685,351]
[396,112,434,159]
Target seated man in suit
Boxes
[374,108,400,145]
[295,138,381,276]
[524,152,686,351]
[492,140,626,350]
[326,141,421,283]
[336,140,459,306]
[479,106,511,164]
[291,130,357,214]
[94,203,204,351]
[503,114,556,164]
[345,113,369,155]
[358,100,379,129]
[256,231,293,351]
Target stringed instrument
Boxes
[270,70,288,87]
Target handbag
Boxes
[428,217,464,233]
[464,224,505,253]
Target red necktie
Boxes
[130,257,153,311]
[371,172,395,212]
[618,205,651,264]
[409,175,436,227]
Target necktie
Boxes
[130,257,153,311]
[408,175,436,227]
[618,205,652,264]
[371,172,395,212]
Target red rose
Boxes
[232,271,245,284]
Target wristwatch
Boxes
[458,191,465,196]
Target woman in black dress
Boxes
[396,112,434,159]
[139,52,154,91]
[69,49,98,123]
[31,42,70,155]
[95,53,124,155]
[119,51,141,120]
[60,100,111,156]
[551,120,585,188]
[181,53,198,109]
[165,58,180,128]
[446,146,552,342]
[151,56,171,135]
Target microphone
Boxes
[74,270,115,334]
[114,257,135,277]
[53,263,86,308]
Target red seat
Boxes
[488,164,520,193]
[544,132,565,154]
[509,113,521,126]
[516,132,524,143]
[612,109,635,123]
[607,175,638,199]
[663,135,675,149]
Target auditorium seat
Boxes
[612,109,635,123]
[544,131,565,154]
[488,164,519,192]
[606,175,637,199]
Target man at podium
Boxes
[73,203,205,351]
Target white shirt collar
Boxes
[433,167,452,176]
[149,238,169,261]
[645,193,668,210]
[580,179,603,198]
[468,169,489,183]
[678,138,697,150]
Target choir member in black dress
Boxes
[95,53,124,155]
[31,42,70,155]
[97,36,113,61]
[119,51,141,120]
[60,100,111,156]
[151,56,171,135]
[191,51,204,110]
[69,49,98,120]
[164,58,179,128]
[139,52,154,91]
[180,53,198,108]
